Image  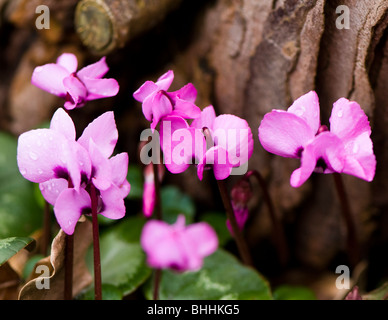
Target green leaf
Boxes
[161,186,195,224]
[0,237,35,266]
[127,165,143,200]
[86,217,151,297]
[22,254,45,280]
[0,133,42,238]
[200,212,231,247]
[273,285,316,300]
[77,284,123,300]
[146,249,272,300]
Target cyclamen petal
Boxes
[77,56,109,80]
[50,108,76,141]
[56,53,78,74]
[99,184,126,220]
[82,78,119,101]
[78,111,118,159]
[54,188,91,235]
[31,63,68,97]
[258,110,315,158]
[39,178,68,206]
[140,215,218,272]
[288,90,320,134]
[63,74,88,109]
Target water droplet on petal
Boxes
[29,151,38,160]
[36,140,42,147]
[35,66,43,73]
[337,110,343,118]
[38,169,43,175]
[20,168,26,175]
[47,184,52,191]
[39,184,45,191]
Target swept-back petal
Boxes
[133,81,158,102]
[54,188,91,235]
[82,78,119,101]
[39,178,68,206]
[31,63,69,97]
[50,108,76,141]
[288,91,320,134]
[155,70,174,91]
[290,132,344,187]
[89,139,112,191]
[109,152,128,186]
[56,53,78,74]
[213,114,253,167]
[63,74,87,109]
[99,184,126,220]
[258,110,315,158]
[77,56,109,80]
[78,111,118,158]
[17,129,72,183]
[197,146,233,181]
[149,91,173,130]
[329,98,375,181]
[191,105,216,131]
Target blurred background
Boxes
[1,0,388,300]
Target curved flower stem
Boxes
[332,173,360,268]
[245,170,288,266]
[64,179,74,300]
[64,233,73,300]
[90,183,102,300]
[153,269,162,300]
[201,127,253,266]
[41,201,51,256]
[152,148,162,300]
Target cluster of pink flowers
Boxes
[18,53,129,235]
[17,54,377,275]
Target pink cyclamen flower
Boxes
[141,215,218,272]
[31,53,119,110]
[258,91,376,187]
[17,108,130,234]
[159,105,254,180]
[133,70,201,129]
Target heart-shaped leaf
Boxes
[146,248,272,300]
[0,133,42,238]
[273,285,316,300]
[85,216,152,297]
[161,186,195,224]
[0,237,35,267]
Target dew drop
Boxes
[47,184,52,191]
[38,169,43,175]
[337,110,343,118]
[29,151,38,160]
[39,184,45,191]
[20,168,26,175]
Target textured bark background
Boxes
[2,0,388,297]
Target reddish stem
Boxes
[90,183,102,300]
[245,170,288,266]
[333,173,360,268]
